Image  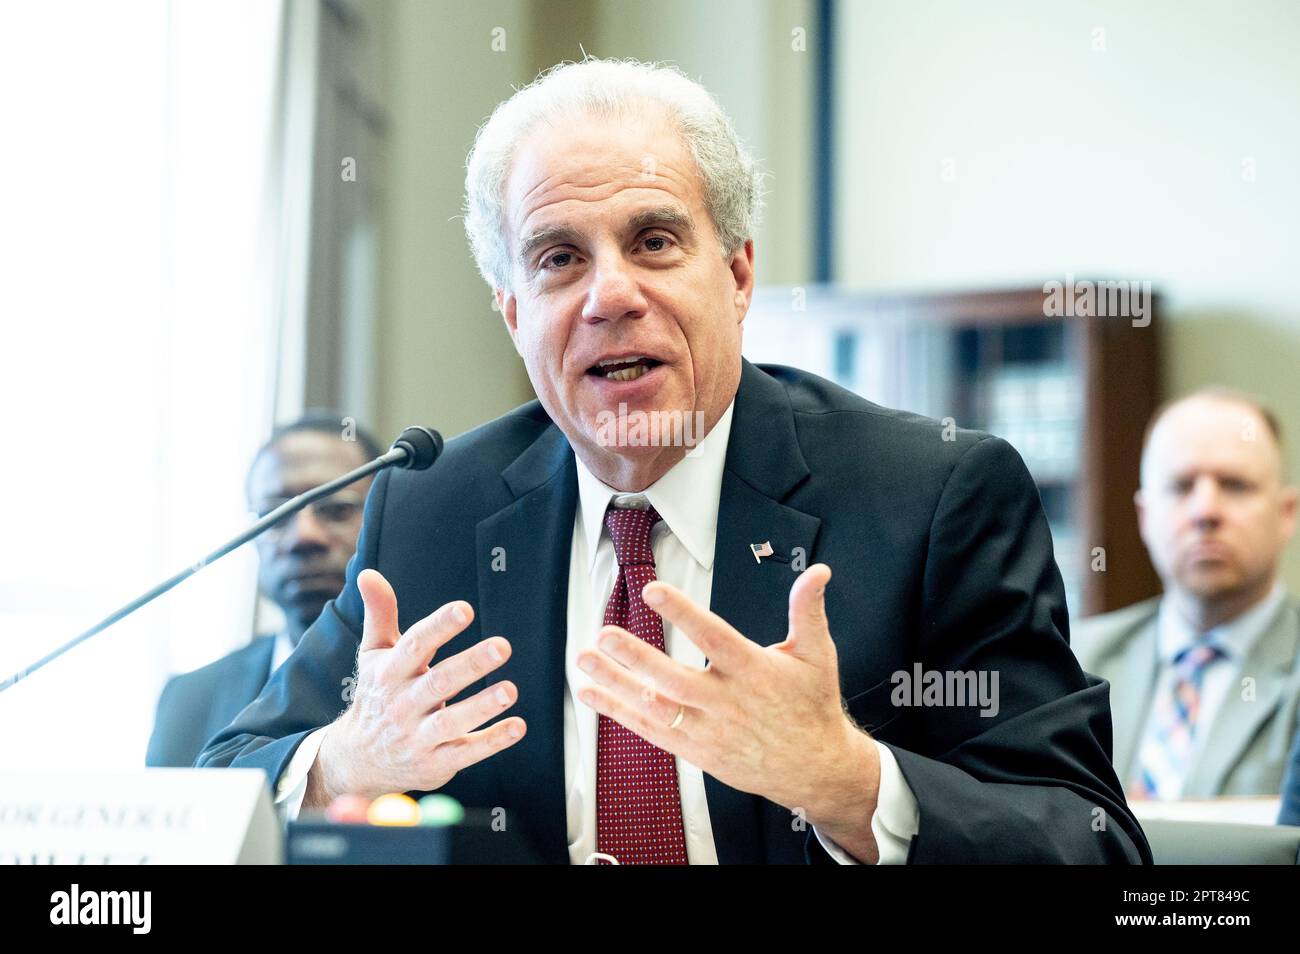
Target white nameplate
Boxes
[0,768,282,864]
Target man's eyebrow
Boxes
[253,484,310,502]
[518,225,583,269]
[626,206,696,235]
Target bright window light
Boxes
[0,0,284,769]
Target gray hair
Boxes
[463,57,764,292]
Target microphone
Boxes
[387,426,442,471]
[0,426,444,693]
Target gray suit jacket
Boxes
[1073,594,1300,797]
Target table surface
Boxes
[1129,796,1281,826]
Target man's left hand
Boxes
[575,562,882,863]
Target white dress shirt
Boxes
[274,399,920,863]
[271,630,294,674]
[1132,582,1287,797]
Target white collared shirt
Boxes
[274,400,919,863]
[271,630,294,675]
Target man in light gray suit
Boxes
[1074,388,1299,800]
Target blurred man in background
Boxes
[146,413,380,767]
[1075,388,1300,800]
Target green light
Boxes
[418,794,465,827]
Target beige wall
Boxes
[833,0,1300,593]
[376,0,535,444]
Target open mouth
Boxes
[585,355,664,382]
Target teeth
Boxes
[605,364,650,382]
[597,355,647,367]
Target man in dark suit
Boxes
[147,633,278,768]
[199,58,1148,864]
[147,413,380,766]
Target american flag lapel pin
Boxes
[750,541,774,563]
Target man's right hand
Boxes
[304,568,525,808]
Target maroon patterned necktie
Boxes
[595,501,689,865]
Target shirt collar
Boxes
[574,400,736,575]
[1156,581,1287,664]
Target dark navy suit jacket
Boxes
[198,360,1151,863]
[147,634,276,768]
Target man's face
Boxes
[247,432,372,631]
[1136,397,1297,605]
[496,108,754,474]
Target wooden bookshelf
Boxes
[742,285,1162,619]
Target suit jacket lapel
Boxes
[1186,600,1299,796]
[704,360,822,863]
[475,424,576,864]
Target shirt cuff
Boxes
[274,725,331,823]
[813,739,919,864]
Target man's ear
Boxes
[1279,483,1299,542]
[497,288,522,354]
[1133,488,1148,542]
[729,239,755,326]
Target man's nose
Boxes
[1186,475,1224,526]
[281,507,331,553]
[581,254,648,323]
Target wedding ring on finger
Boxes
[668,704,685,730]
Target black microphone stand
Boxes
[0,426,441,694]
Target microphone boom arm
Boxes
[0,428,440,693]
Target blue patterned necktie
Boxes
[1132,641,1224,800]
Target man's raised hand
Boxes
[305,568,525,805]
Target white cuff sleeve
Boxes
[813,739,919,864]
[274,725,331,823]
